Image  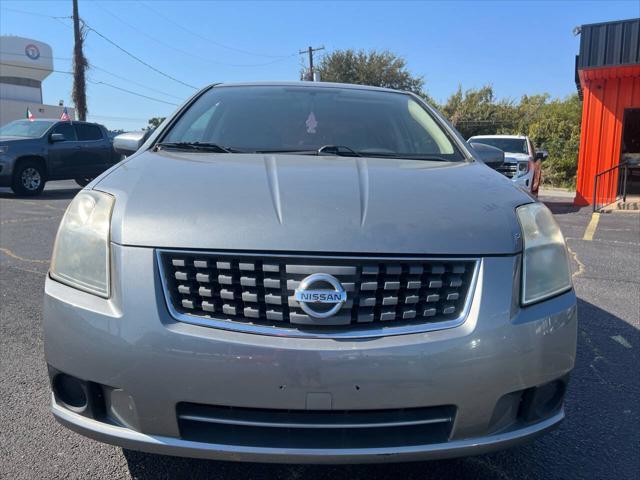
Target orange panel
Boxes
[574,66,640,206]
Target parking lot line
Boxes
[582,212,600,241]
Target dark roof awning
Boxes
[575,18,640,96]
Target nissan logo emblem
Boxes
[294,273,347,319]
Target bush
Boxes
[541,155,578,188]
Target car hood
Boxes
[0,136,34,143]
[504,153,530,163]
[96,151,531,255]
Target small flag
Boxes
[26,108,34,122]
[60,107,71,122]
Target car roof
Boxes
[210,81,411,95]
[469,134,527,140]
[24,119,102,126]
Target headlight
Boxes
[0,145,8,154]
[517,161,529,176]
[50,191,114,297]
[517,203,572,305]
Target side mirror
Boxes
[113,130,149,156]
[469,142,505,166]
[535,150,548,161]
[50,133,65,143]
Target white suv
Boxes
[468,135,544,195]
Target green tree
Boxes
[148,117,166,129]
[440,85,515,139]
[315,49,426,95]
[525,95,582,187]
[439,85,582,187]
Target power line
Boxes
[93,2,296,68]
[0,62,179,106]
[87,80,179,106]
[0,6,196,91]
[0,6,70,20]
[0,6,72,28]
[87,114,150,122]
[83,23,198,90]
[0,51,72,62]
[0,61,73,75]
[90,64,185,101]
[136,0,297,59]
[0,51,183,101]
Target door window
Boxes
[52,123,77,141]
[75,124,103,141]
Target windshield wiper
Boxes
[156,142,240,153]
[317,145,361,157]
[253,149,317,154]
[359,151,451,161]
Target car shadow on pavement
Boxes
[0,188,79,200]
[123,297,639,480]
[541,198,587,216]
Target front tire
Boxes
[11,161,46,196]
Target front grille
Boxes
[177,403,456,448]
[491,162,518,179]
[158,251,478,334]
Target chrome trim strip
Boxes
[155,249,482,339]
[178,414,452,430]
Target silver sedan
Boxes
[44,82,576,463]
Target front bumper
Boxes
[511,168,535,191]
[52,399,564,463]
[44,244,577,463]
[0,156,14,186]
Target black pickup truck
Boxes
[0,119,122,196]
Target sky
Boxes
[1,0,638,131]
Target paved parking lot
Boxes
[1,182,638,479]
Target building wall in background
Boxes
[574,18,640,206]
[0,98,75,126]
[575,65,640,205]
[0,36,75,126]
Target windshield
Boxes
[161,85,464,160]
[0,120,55,138]
[470,137,528,155]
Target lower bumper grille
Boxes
[158,250,478,336]
[177,403,456,449]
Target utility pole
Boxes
[299,45,324,81]
[72,0,88,120]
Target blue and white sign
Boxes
[25,44,40,60]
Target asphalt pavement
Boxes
[1,182,638,479]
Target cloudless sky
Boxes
[1,0,638,130]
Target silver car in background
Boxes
[44,82,576,463]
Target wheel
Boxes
[11,161,46,196]
[75,177,94,187]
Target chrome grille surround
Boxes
[157,250,481,339]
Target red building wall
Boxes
[574,65,640,206]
